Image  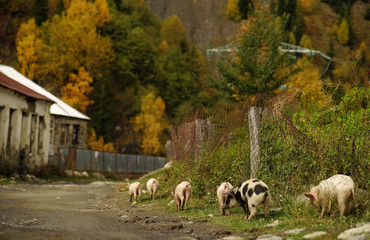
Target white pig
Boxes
[129,182,142,203]
[217,182,234,215]
[146,178,159,200]
[171,181,192,211]
[304,174,355,218]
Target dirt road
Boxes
[0,181,231,240]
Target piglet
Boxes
[171,181,192,211]
[304,174,355,218]
[129,182,142,203]
[146,178,159,200]
[217,182,233,215]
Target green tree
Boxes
[214,8,296,177]
[238,0,253,20]
[33,0,49,25]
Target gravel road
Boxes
[0,181,231,240]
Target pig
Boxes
[129,182,142,203]
[217,182,234,215]
[171,181,192,211]
[146,178,159,200]
[223,179,271,221]
[304,174,355,219]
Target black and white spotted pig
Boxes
[223,179,271,221]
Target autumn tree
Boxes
[226,0,241,21]
[87,128,116,152]
[299,34,312,49]
[160,15,187,47]
[300,0,317,13]
[337,18,349,45]
[133,93,168,156]
[16,18,42,81]
[288,57,330,108]
[16,0,113,89]
[215,8,296,177]
[61,66,94,113]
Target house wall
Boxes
[0,86,52,170]
[50,115,88,156]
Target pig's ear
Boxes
[304,192,313,199]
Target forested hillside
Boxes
[0,0,369,156]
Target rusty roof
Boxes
[0,72,54,102]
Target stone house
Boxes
[0,65,90,172]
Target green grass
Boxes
[132,168,370,239]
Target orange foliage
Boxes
[62,67,94,113]
[87,129,116,152]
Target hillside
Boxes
[144,0,241,52]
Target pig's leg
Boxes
[320,202,327,219]
[138,189,141,202]
[247,206,257,221]
[175,197,180,210]
[218,199,224,215]
[240,202,248,221]
[130,193,132,202]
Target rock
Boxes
[256,234,282,240]
[295,193,310,206]
[208,214,214,218]
[222,236,244,240]
[164,161,173,169]
[284,228,306,234]
[265,220,280,228]
[91,172,105,180]
[337,223,370,240]
[303,231,327,239]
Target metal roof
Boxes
[0,65,90,120]
[0,72,54,102]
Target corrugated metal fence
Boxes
[48,147,168,173]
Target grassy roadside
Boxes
[128,168,370,240]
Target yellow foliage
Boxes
[337,18,349,45]
[87,129,116,152]
[159,40,169,52]
[226,0,241,21]
[133,93,168,155]
[16,19,42,80]
[93,0,111,28]
[288,57,330,108]
[62,67,94,113]
[289,32,296,45]
[299,34,312,49]
[299,0,318,13]
[160,15,186,46]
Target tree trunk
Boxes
[248,106,261,178]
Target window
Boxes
[72,125,80,145]
[60,124,68,146]
[38,116,45,154]
[49,119,54,145]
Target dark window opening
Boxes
[72,125,80,145]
